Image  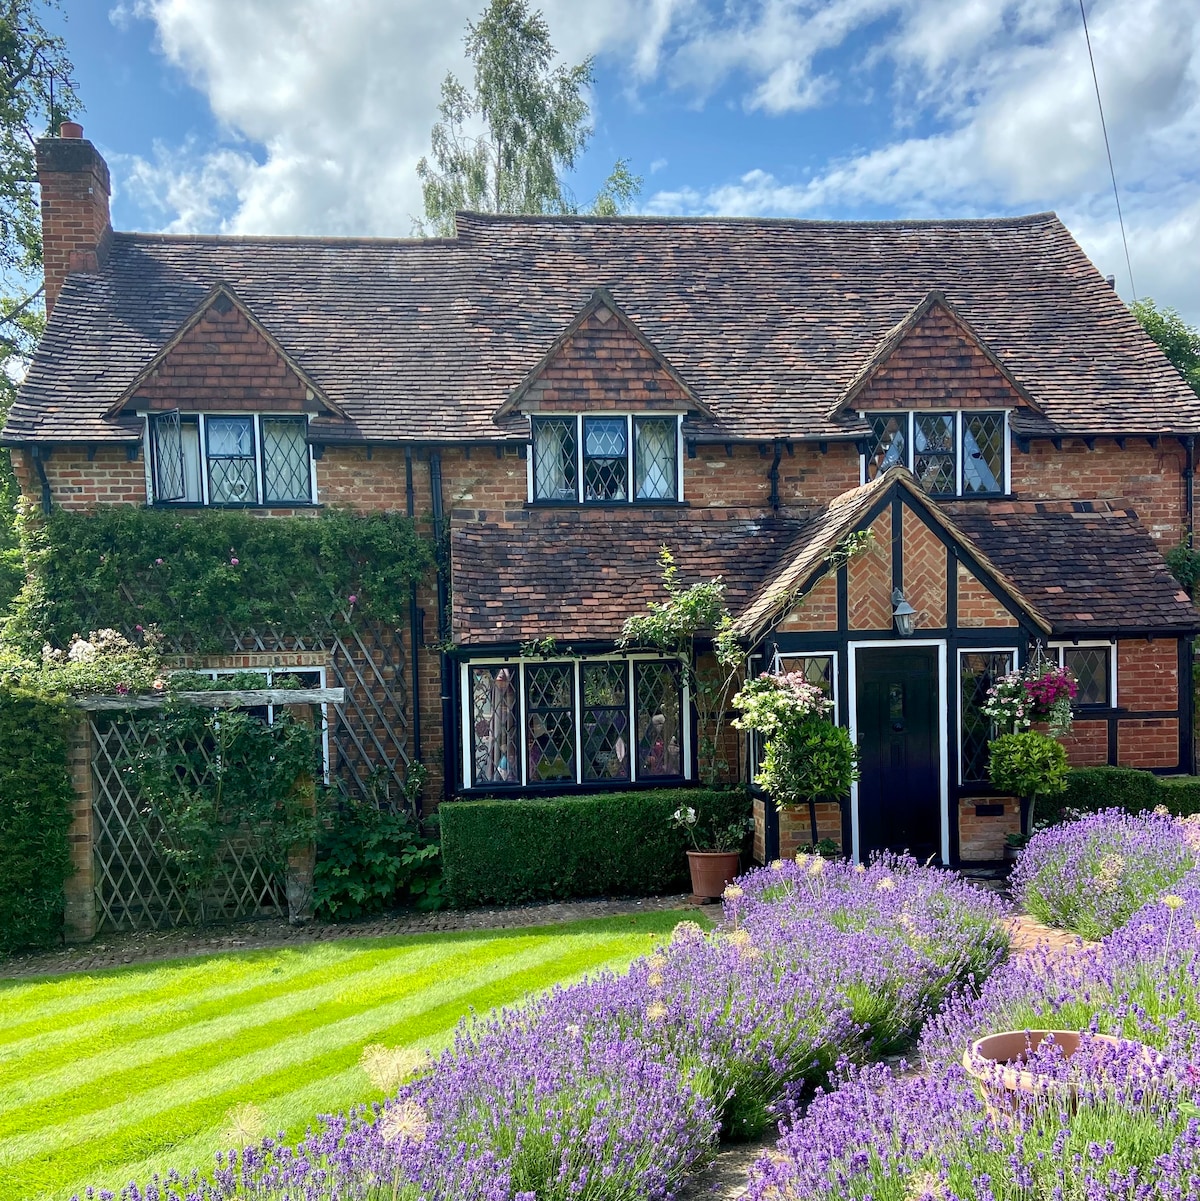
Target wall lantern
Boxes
[891,588,917,638]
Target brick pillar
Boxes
[63,717,97,942]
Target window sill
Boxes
[460,776,690,797]
[526,500,690,510]
[148,501,323,510]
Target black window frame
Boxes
[862,409,1008,498]
[1056,643,1114,709]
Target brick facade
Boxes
[1118,718,1180,769]
[777,571,839,632]
[1059,720,1110,768]
[958,796,1020,862]
[847,509,893,630]
[956,562,1018,627]
[1117,637,1178,711]
[902,505,948,627]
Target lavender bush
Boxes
[1010,808,1197,939]
[74,855,1008,1201]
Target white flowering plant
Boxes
[669,805,752,853]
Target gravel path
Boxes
[0,893,696,979]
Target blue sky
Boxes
[51,1,1200,322]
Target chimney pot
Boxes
[1105,274,1116,290]
[60,121,83,139]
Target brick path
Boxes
[0,893,693,979]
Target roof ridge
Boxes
[455,211,1062,231]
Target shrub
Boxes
[0,685,75,952]
[987,729,1068,832]
[1009,809,1196,939]
[439,788,753,907]
[1045,765,1200,825]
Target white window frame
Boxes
[459,653,692,790]
[956,646,1018,785]
[1049,640,1117,709]
[528,412,685,505]
[858,408,1009,498]
[141,411,316,507]
[194,666,331,784]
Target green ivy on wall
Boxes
[3,506,433,652]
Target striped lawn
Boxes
[0,909,700,1201]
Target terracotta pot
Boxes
[686,850,741,901]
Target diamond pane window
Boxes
[960,651,1015,782]
[150,412,202,503]
[963,412,1004,495]
[866,414,907,481]
[914,413,956,495]
[262,417,312,503]
[1063,646,1111,707]
[636,660,683,778]
[583,416,628,501]
[525,663,576,782]
[581,662,630,782]
[470,666,520,786]
[634,417,677,500]
[533,417,578,501]
[206,416,258,504]
[779,654,835,714]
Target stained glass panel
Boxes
[583,416,628,501]
[634,417,677,500]
[914,413,956,495]
[1063,646,1110,707]
[525,663,576,782]
[470,666,520,786]
[262,417,312,503]
[206,416,258,504]
[960,651,1015,782]
[865,414,907,481]
[582,662,630,782]
[636,660,683,778]
[151,410,185,501]
[533,418,578,501]
[963,412,1004,495]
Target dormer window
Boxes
[863,410,1007,497]
[148,411,314,506]
[530,414,682,504]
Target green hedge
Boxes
[1042,766,1200,825]
[0,685,75,952]
[440,788,753,908]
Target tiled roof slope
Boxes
[452,508,810,645]
[944,501,1200,635]
[6,211,1200,445]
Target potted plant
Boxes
[982,660,1077,738]
[671,807,751,901]
[987,731,1069,840]
[731,671,858,849]
[1003,831,1029,865]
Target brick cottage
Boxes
[5,124,1199,866]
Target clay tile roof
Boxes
[943,501,1200,635]
[6,211,1200,446]
[451,508,809,645]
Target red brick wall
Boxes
[1011,438,1187,548]
[519,305,692,410]
[1059,720,1109,767]
[777,571,839,632]
[958,796,1020,861]
[852,303,1025,412]
[848,508,893,630]
[902,506,947,627]
[1117,718,1179,769]
[778,802,842,857]
[133,301,313,412]
[13,445,148,508]
[1117,638,1178,711]
[956,562,1017,627]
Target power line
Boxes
[1079,0,1136,300]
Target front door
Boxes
[855,646,941,861]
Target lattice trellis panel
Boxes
[91,712,285,930]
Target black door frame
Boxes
[848,638,948,863]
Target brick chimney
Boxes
[36,122,112,317]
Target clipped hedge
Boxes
[440,788,753,908]
[0,685,75,952]
[1040,766,1200,825]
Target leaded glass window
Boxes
[1062,645,1111,707]
[533,417,578,501]
[913,413,956,495]
[866,414,907,481]
[960,651,1015,782]
[963,412,1004,495]
[150,412,202,503]
[470,666,520,786]
[262,417,312,503]
[206,416,258,504]
[581,662,630,782]
[634,417,677,500]
[636,660,683,778]
[525,663,576,782]
[583,417,628,501]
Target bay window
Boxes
[531,414,683,504]
[864,410,1007,497]
[149,411,314,506]
[463,656,688,789]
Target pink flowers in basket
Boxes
[982,661,1077,737]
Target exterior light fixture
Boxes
[891,588,917,638]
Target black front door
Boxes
[856,647,941,862]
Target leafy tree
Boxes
[0,1,80,612]
[417,0,639,235]
[1131,299,1200,398]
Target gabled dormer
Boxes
[832,291,1042,499]
[498,289,712,506]
[109,284,342,507]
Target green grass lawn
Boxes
[0,909,698,1201]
